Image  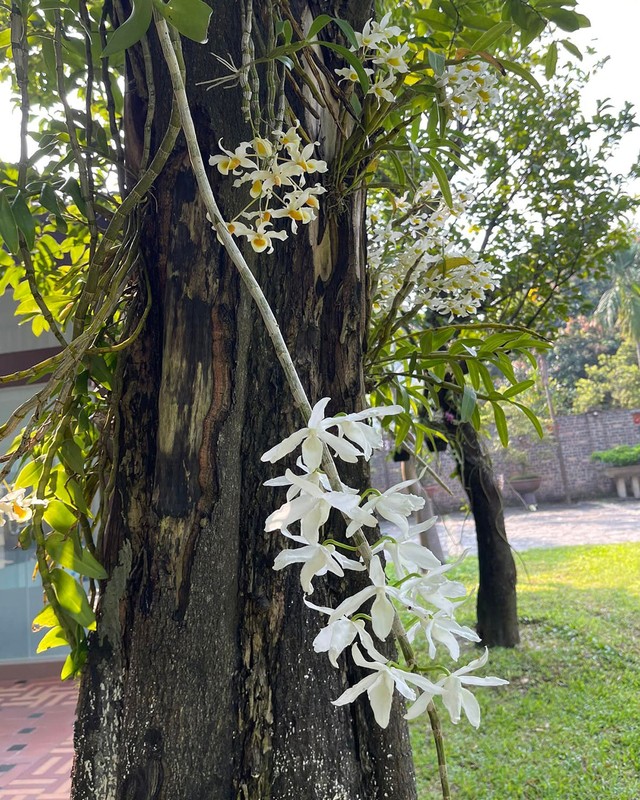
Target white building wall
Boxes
[0,292,61,353]
[0,290,63,663]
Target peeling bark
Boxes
[71,2,417,798]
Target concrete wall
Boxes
[371,408,640,512]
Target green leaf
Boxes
[319,41,370,93]
[62,177,87,216]
[306,14,333,41]
[460,385,477,423]
[512,401,544,438]
[471,21,513,52]
[414,9,451,31]
[11,192,37,249]
[332,17,359,51]
[36,625,68,653]
[102,0,153,57]
[14,459,44,489]
[39,183,64,218]
[65,477,91,516]
[539,8,589,32]
[43,499,77,533]
[61,642,88,680]
[32,604,59,631]
[153,0,212,44]
[50,568,96,628]
[0,190,19,254]
[428,50,445,76]
[423,153,453,208]
[544,41,558,79]
[502,379,535,398]
[560,38,582,60]
[387,151,406,187]
[500,58,544,97]
[393,412,412,449]
[504,0,546,45]
[60,439,86,476]
[492,402,509,446]
[506,0,539,30]
[45,533,107,579]
[87,354,113,390]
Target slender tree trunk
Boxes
[438,388,519,647]
[452,422,519,648]
[400,458,445,562]
[71,3,417,798]
[538,354,572,504]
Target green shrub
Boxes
[591,443,640,466]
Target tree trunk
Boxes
[451,422,519,648]
[71,3,417,798]
[437,382,519,648]
[399,458,445,562]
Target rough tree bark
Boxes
[71,2,417,798]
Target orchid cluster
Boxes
[0,486,42,528]
[261,398,507,729]
[436,58,500,120]
[336,12,409,105]
[368,182,500,318]
[208,125,327,253]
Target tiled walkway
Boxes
[0,676,76,799]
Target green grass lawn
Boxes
[411,543,640,800]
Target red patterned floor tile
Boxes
[0,678,76,800]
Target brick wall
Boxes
[370,409,640,512]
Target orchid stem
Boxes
[428,700,451,799]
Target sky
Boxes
[571,0,640,186]
[0,2,639,189]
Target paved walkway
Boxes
[438,498,640,558]
[2,499,640,798]
[0,675,75,799]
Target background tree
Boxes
[463,57,637,333]
[367,46,638,648]
[595,243,640,367]
[572,338,640,412]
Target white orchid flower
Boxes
[304,598,387,667]
[265,482,363,543]
[369,12,402,41]
[356,479,424,537]
[405,648,507,727]
[209,140,256,175]
[329,555,403,641]
[261,398,402,471]
[323,405,400,460]
[406,607,480,661]
[0,487,45,527]
[261,398,361,470]
[334,65,374,84]
[332,644,441,729]
[372,518,441,577]
[273,529,364,595]
[372,43,410,74]
[399,566,468,617]
[367,75,396,104]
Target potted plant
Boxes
[504,445,542,508]
[591,444,640,498]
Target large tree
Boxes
[0,0,591,797]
